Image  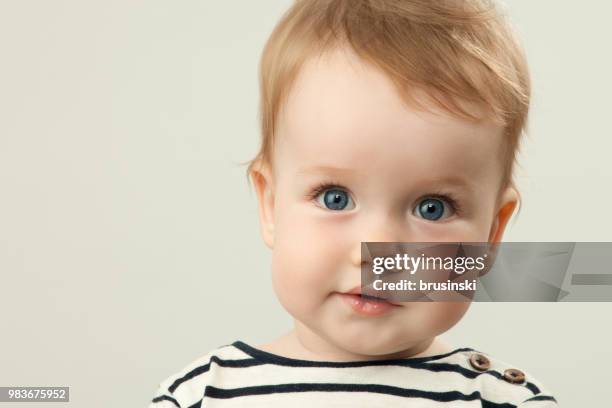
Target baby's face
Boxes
[255,47,517,357]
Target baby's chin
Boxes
[310,321,430,359]
[317,306,469,358]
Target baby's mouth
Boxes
[336,290,403,317]
[340,285,404,306]
[359,293,389,302]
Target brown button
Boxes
[469,353,491,371]
[503,368,525,384]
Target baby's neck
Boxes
[257,324,454,362]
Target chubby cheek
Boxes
[270,200,347,318]
[403,302,470,338]
[411,219,492,242]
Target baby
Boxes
[149,0,557,406]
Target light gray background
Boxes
[0,1,610,407]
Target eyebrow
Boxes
[417,175,477,194]
[296,165,360,177]
[297,165,476,193]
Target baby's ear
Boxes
[250,163,275,249]
[488,186,519,243]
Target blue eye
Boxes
[316,188,355,211]
[415,198,451,221]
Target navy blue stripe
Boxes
[523,394,557,402]
[168,346,479,394]
[425,362,541,397]
[168,355,261,393]
[525,382,541,394]
[232,341,540,396]
[233,340,476,367]
[204,383,517,407]
[151,394,180,407]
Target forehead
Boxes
[275,47,503,183]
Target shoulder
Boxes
[148,341,246,408]
[441,348,558,407]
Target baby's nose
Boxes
[361,214,410,244]
[352,217,411,266]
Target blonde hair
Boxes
[244,0,530,214]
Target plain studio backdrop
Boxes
[0,1,610,407]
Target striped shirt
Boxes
[148,340,558,407]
